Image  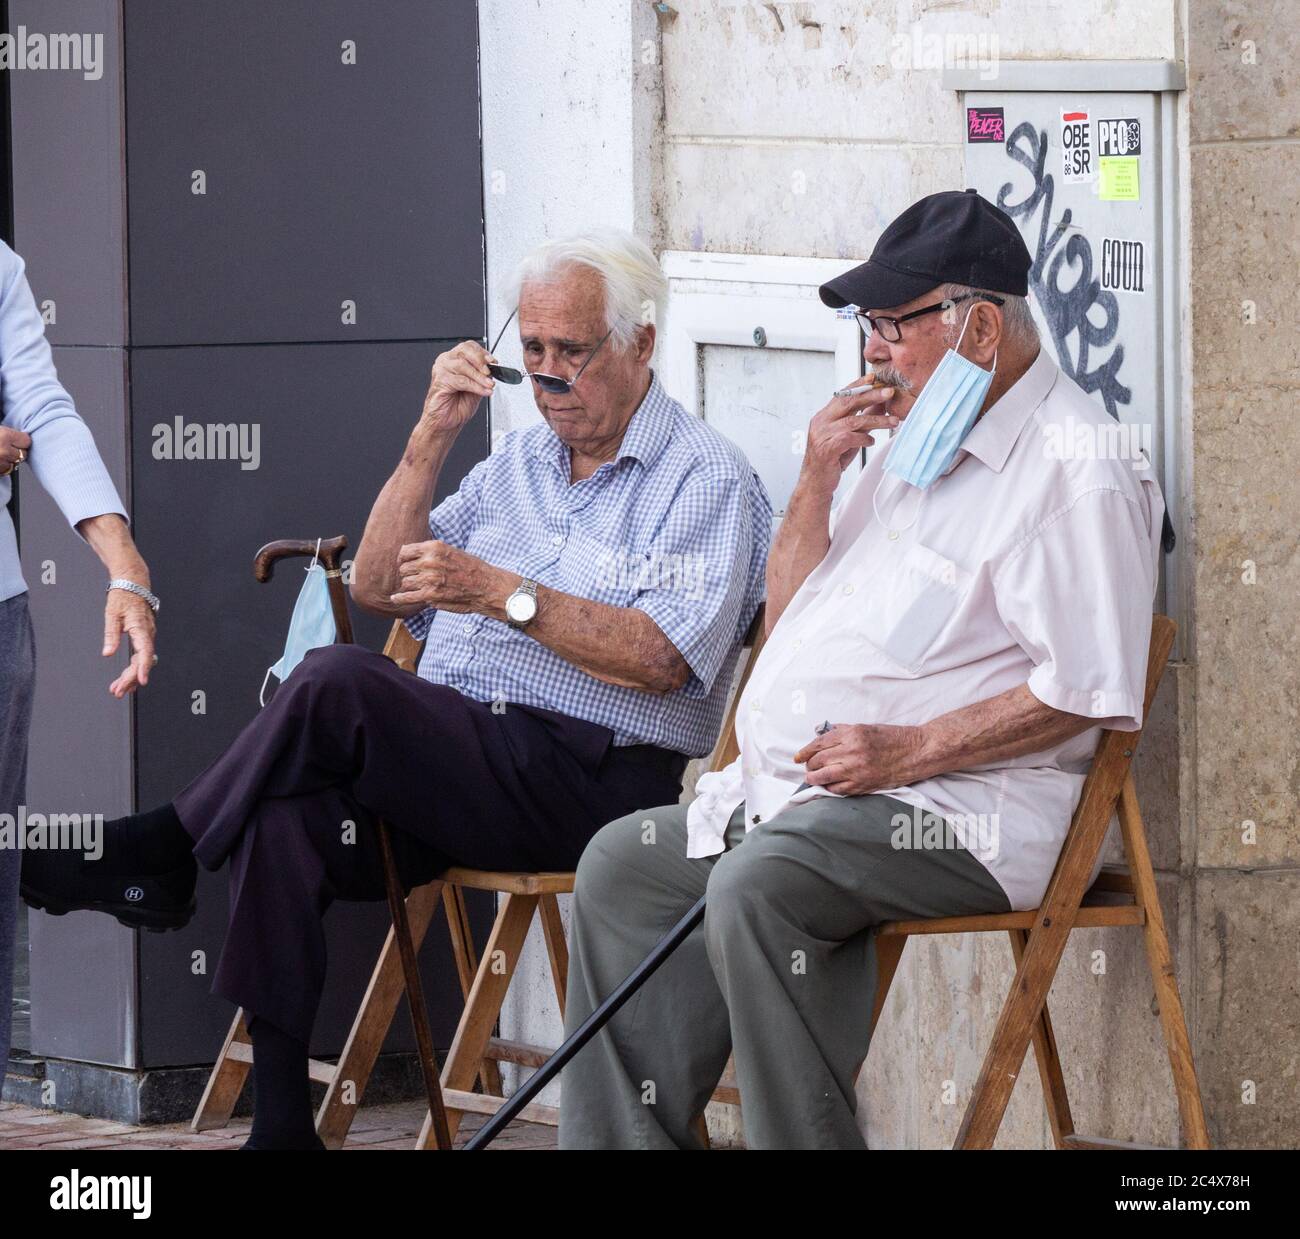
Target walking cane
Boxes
[255,536,452,1150]
[463,892,707,1150]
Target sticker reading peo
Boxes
[1097,117,1141,156]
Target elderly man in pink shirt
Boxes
[557,190,1166,1150]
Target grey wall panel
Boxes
[124,0,485,347]
[21,344,136,1067]
[9,0,489,1081]
[129,339,488,1066]
[8,0,127,346]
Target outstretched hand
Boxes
[103,587,156,697]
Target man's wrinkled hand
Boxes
[792,722,927,796]
[390,540,511,616]
[802,380,898,482]
[103,587,157,698]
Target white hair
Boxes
[503,227,668,354]
[937,281,1039,350]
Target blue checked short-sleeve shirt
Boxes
[403,371,772,756]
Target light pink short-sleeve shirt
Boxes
[687,347,1166,911]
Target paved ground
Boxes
[0,1098,555,1150]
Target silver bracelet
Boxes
[107,579,161,614]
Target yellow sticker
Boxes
[1099,156,1140,201]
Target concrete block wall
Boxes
[1186,0,1300,1148]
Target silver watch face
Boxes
[506,589,537,624]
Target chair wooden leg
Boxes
[848,932,909,1092]
[315,879,444,1148]
[443,885,479,996]
[442,885,503,1097]
[1118,775,1211,1148]
[1008,928,1076,1147]
[538,893,569,1019]
[190,1011,253,1132]
[954,899,1087,1148]
[417,892,540,1148]
[870,932,907,1038]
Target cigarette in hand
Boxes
[834,380,881,398]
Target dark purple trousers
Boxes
[173,642,688,1043]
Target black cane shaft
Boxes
[464,894,707,1150]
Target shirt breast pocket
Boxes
[862,542,972,672]
[555,527,647,609]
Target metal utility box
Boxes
[944,61,1186,637]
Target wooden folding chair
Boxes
[192,537,451,1148]
[861,614,1211,1149]
[192,556,767,1150]
[402,607,767,1149]
[456,613,1206,1152]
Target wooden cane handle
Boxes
[253,536,348,582]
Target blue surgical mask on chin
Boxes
[881,303,997,490]
[260,561,337,706]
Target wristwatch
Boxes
[504,577,538,629]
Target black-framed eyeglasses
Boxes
[855,291,1005,344]
[484,308,614,395]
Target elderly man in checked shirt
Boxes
[26,228,771,1149]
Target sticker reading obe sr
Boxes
[1061,108,1092,182]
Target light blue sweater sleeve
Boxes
[0,239,128,601]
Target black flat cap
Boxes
[819,189,1032,311]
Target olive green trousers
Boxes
[557,793,1011,1150]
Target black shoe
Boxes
[20,849,198,932]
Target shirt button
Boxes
[751,814,762,824]
[841,583,855,596]
[461,622,473,635]
[888,530,900,541]
[551,534,564,547]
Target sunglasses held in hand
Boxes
[485,307,614,395]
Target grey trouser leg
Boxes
[558,792,1012,1150]
[0,593,37,1067]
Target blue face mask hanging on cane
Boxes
[882,302,997,490]
[259,557,337,706]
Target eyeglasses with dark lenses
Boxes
[855,291,1006,344]
[484,308,614,395]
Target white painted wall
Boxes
[479,0,663,444]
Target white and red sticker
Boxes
[1060,108,1093,182]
